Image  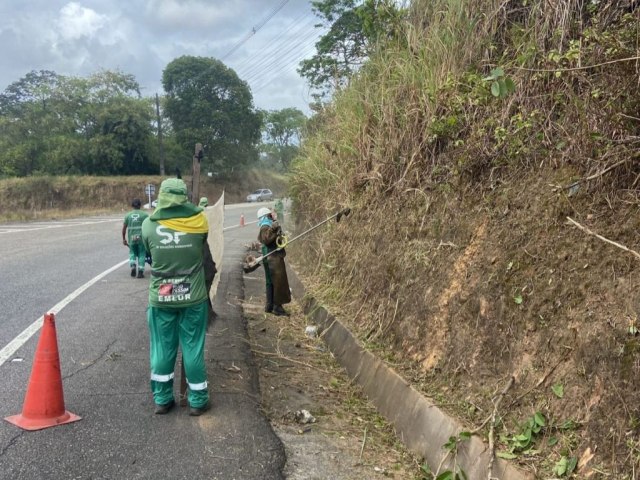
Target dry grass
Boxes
[290,1,640,476]
[0,169,289,222]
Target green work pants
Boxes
[129,242,146,271]
[262,244,272,285]
[147,301,209,408]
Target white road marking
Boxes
[0,259,129,367]
[0,219,120,234]
[0,210,251,365]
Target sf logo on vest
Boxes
[157,226,186,245]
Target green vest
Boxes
[141,218,208,308]
[124,209,149,244]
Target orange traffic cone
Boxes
[240,213,245,227]
[5,313,81,431]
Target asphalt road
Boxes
[0,202,284,480]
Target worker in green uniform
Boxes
[122,198,149,278]
[141,178,215,416]
[257,207,291,316]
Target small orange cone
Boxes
[5,313,81,431]
[240,213,245,227]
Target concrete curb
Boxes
[287,265,531,480]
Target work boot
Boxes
[265,284,274,313]
[189,402,210,417]
[137,270,144,278]
[273,305,289,317]
[154,400,175,415]
[130,266,136,277]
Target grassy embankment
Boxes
[0,169,288,222]
[290,0,640,477]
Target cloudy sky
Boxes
[0,0,325,113]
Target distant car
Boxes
[246,189,273,202]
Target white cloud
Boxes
[144,0,237,30]
[0,0,319,112]
[57,2,108,41]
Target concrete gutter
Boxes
[287,265,531,480]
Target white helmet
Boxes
[257,207,271,219]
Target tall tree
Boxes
[0,70,155,176]
[162,56,262,173]
[263,108,307,170]
[298,0,404,96]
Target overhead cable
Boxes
[231,9,314,74]
[241,26,323,82]
[221,0,291,61]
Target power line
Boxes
[246,48,321,97]
[221,0,291,61]
[158,0,297,96]
[241,27,322,83]
[249,42,320,96]
[238,23,318,81]
[244,31,322,86]
[231,9,314,74]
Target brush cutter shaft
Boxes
[248,208,351,267]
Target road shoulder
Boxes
[242,255,421,479]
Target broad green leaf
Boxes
[491,81,500,97]
[534,412,546,427]
[458,431,471,440]
[553,456,568,476]
[514,294,523,305]
[505,77,516,93]
[548,436,559,446]
[552,384,564,398]
[567,457,578,474]
[443,436,457,451]
[497,451,518,459]
[490,67,504,78]
[498,79,508,98]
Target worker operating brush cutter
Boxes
[254,207,291,316]
[243,207,352,313]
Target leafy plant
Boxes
[498,412,546,458]
[443,431,471,452]
[552,384,564,398]
[553,455,577,477]
[483,68,516,98]
[430,432,470,480]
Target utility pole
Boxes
[191,143,203,203]
[155,93,165,176]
